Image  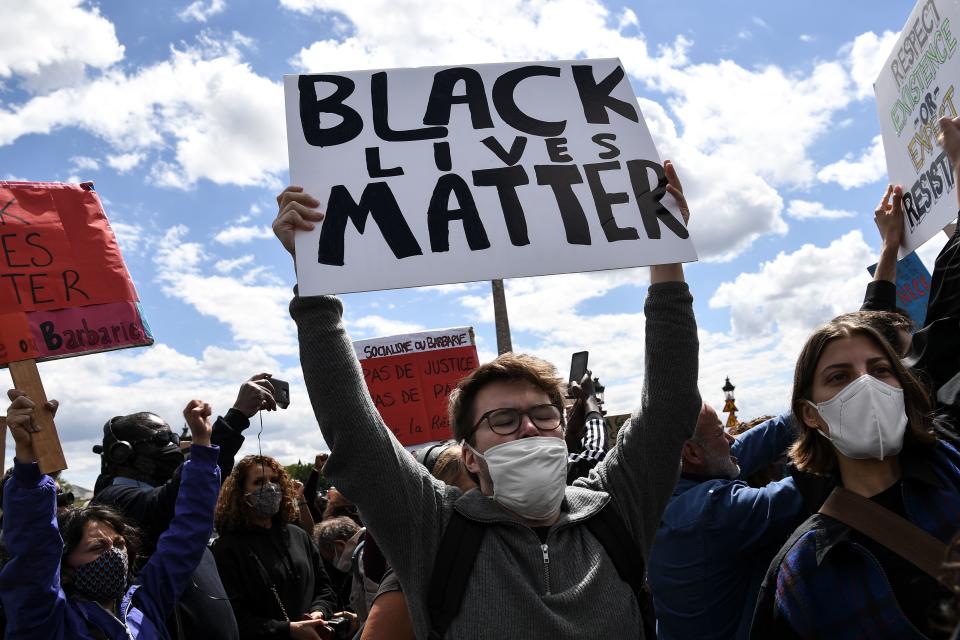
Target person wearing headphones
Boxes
[89,372,280,640]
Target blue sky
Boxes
[1,0,953,488]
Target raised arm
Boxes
[0,390,68,639]
[861,184,903,312]
[130,401,220,623]
[212,372,278,481]
[577,160,701,557]
[730,413,795,479]
[274,186,449,618]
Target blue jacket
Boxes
[751,440,960,640]
[648,414,806,640]
[0,444,220,639]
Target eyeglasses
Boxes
[472,404,563,437]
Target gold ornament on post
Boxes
[722,377,738,430]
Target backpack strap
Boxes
[585,501,656,640]
[818,486,949,585]
[427,511,486,640]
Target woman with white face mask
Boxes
[752,315,960,639]
[211,455,343,640]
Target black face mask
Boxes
[150,446,185,484]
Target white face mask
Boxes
[466,436,568,520]
[805,374,908,460]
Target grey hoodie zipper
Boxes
[541,543,551,594]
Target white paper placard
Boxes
[875,0,960,254]
[284,58,698,295]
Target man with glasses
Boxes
[274,161,701,639]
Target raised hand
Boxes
[183,399,213,447]
[874,183,905,251]
[274,186,325,257]
[5,390,58,463]
[233,373,277,418]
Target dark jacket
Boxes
[751,440,960,639]
[91,409,250,640]
[648,414,806,640]
[212,522,338,638]
[0,444,220,639]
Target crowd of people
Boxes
[1,117,960,639]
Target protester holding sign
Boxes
[272,156,699,638]
[0,392,220,639]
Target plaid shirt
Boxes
[752,441,960,640]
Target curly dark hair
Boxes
[58,505,142,589]
[215,455,299,533]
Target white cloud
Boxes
[709,230,874,340]
[786,199,856,220]
[654,58,852,188]
[215,255,255,273]
[0,0,124,91]
[346,315,426,337]
[106,152,145,173]
[110,221,145,254]
[843,30,899,99]
[800,34,815,43]
[817,134,887,189]
[179,0,227,22]
[288,0,690,77]
[154,226,298,355]
[638,99,788,261]
[0,34,286,188]
[69,155,100,171]
[214,225,274,245]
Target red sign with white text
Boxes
[0,181,153,365]
[354,328,478,446]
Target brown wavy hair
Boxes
[789,314,936,474]
[448,352,566,444]
[215,455,299,533]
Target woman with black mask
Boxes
[0,392,220,639]
[212,455,340,639]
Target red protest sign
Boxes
[354,328,478,446]
[0,181,153,366]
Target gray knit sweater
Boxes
[290,281,701,639]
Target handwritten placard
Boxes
[0,182,153,366]
[354,327,478,446]
[284,58,697,295]
[875,0,960,253]
[867,250,933,326]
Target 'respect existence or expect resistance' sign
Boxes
[875,0,960,253]
[0,182,153,366]
[354,327,478,447]
[284,58,698,295]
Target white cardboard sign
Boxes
[284,58,697,295]
[875,0,960,254]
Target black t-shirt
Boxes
[852,481,951,639]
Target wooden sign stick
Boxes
[0,415,6,474]
[8,360,67,474]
